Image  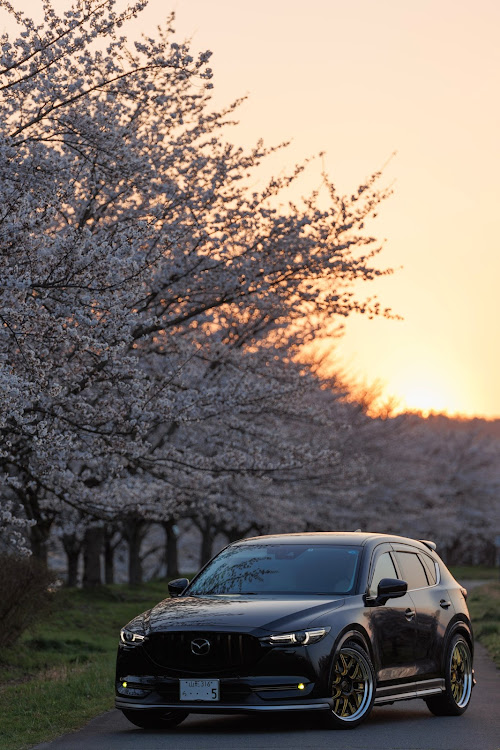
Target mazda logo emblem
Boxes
[191,638,211,656]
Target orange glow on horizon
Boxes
[392,381,454,418]
[364,366,484,420]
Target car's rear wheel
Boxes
[425,634,473,716]
[323,641,375,729]
[121,709,189,729]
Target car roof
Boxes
[234,532,435,551]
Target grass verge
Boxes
[468,581,500,669]
[449,565,499,582]
[0,580,173,750]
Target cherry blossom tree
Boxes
[348,412,500,564]
[0,497,34,555]
[0,0,396,574]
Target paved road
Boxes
[34,642,500,750]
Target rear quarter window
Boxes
[419,553,437,585]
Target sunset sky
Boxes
[7,0,500,418]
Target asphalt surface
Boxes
[34,641,500,750]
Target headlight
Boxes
[119,628,147,646]
[261,627,330,646]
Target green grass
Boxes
[447,566,500,667]
[449,565,499,582]
[0,579,174,750]
[468,581,500,669]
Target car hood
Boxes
[143,595,345,635]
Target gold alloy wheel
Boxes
[450,639,472,708]
[331,646,374,722]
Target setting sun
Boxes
[396,379,452,416]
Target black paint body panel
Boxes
[115,532,473,715]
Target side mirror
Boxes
[375,578,407,606]
[168,577,190,598]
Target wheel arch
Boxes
[442,617,474,670]
[332,625,374,666]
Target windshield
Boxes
[187,543,362,596]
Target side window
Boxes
[396,551,428,590]
[419,553,437,585]
[368,552,398,597]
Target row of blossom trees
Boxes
[1,1,498,582]
[0,0,391,575]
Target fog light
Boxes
[122,681,128,688]
[297,683,305,690]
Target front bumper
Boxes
[115,673,334,714]
[116,629,336,715]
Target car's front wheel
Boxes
[323,641,375,729]
[425,634,473,716]
[121,709,189,729]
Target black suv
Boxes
[116,532,474,729]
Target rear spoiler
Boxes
[419,539,437,551]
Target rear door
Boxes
[392,545,455,678]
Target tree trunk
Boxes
[22,487,54,567]
[61,532,82,587]
[128,529,143,585]
[83,525,104,587]
[122,518,148,585]
[224,525,255,543]
[67,549,80,588]
[163,520,180,578]
[29,518,53,567]
[199,519,214,568]
[104,524,120,585]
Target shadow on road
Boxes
[120,702,435,734]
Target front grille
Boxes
[144,631,263,673]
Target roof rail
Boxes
[419,539,437,551]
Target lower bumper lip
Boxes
[115,698,331,712]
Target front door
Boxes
[365,546,417,683]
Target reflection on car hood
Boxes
[144,595,345,634]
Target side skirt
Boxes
[374,678,445,706]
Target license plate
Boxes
[179,679,220,701]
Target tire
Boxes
[323,641,376,729]
[121,708,189,729]
[425,634,473,716]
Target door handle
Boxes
[440,599,451,609]
[405,608,415,620]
